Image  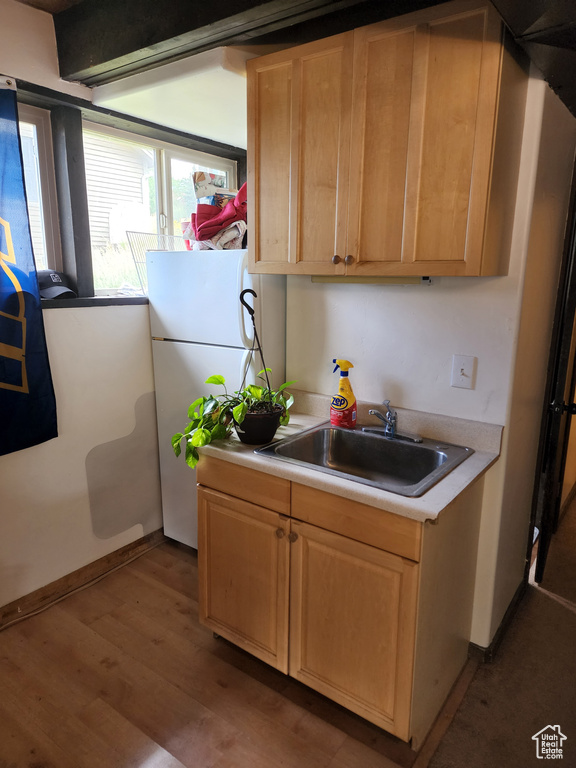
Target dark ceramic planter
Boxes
[234,406,283,445]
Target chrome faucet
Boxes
[364,400,423,443]
[369,401,397,438]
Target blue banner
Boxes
[0,86,57,455]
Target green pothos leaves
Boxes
[172,372,295,469]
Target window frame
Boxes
[15,79,247,305]
[17,103,63,272]
[82,120,238,238]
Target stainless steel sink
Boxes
[255,423,474,497]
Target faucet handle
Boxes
[382,400,396,419]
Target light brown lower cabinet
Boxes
[289,519,418,739]
[197,457,483,748]
[197,486,291,673]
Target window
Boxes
[164,150,228,234]
[83,127,157,295]
[82,123,237,295]
[18,104,62,271]
[16,85,246,302]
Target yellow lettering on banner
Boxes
[0,216,29,393]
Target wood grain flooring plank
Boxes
[82,568,216,656]
[282,677,416,767]
[124,560,197,605]
[157,541,197,564]
[0,629,95,714]
[128,545,199,600]
[86,566,202,640]
[0,542,411,768]
[86,610,243,766]
[89,604,344,768]
[0,668,121,768]
[53,577,126,624]
[77,698,190,768]
[90,605,303,730]
[330,736,405,768]
[145,542,193,567]
[210,734,295,768]
[290,710,348,758]
[205,634,292,694]
[9,606,234,766]
[0,703,77,768]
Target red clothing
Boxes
[191,183,247,241]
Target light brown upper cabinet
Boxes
[247,32,353,275]
[247,0,528,276]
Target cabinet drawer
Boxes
[292,483,421,561]
[197,457,290,515]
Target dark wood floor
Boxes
[0,541,416,768]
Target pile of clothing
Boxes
[182,173,247,250]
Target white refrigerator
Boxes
[147,249,286,548]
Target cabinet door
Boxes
[248,33,353,275]
[198,486,290,672]
[345,21,416,273]
[347,2,504,276]
[409,4,503,275]
[289,520,418,740]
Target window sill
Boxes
[41,296,149,308]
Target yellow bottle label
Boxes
[330,378,356,428]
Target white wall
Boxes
[0,6,163,609]
[0,0,90,99]
[286,71,576,647]
[286,274,517,425]
[466,79,576,645]
[486,83,576,641]
[0,306,161,606]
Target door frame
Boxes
[527,158,576,583]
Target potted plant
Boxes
[172,368,295,468]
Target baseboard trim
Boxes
[468,578,527,662]
[0,529,166,631]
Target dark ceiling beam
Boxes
[54,0,576,118]
[491,0,576,116]
[514,42,576,115]
[55,0,378,85]
[241,0,445,48]
[487,0,574,37]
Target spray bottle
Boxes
[330,359,357,429]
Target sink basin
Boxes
[255,423,474,497]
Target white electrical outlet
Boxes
[451,355,476,389]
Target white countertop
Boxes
[200,393,503,523]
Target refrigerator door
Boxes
[152,338,251,548]
[147,250,255,348]
[147,249,286,547]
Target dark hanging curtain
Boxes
[0,82,57,455]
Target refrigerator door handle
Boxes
[240,348,254,387]
[238,254,255,350]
